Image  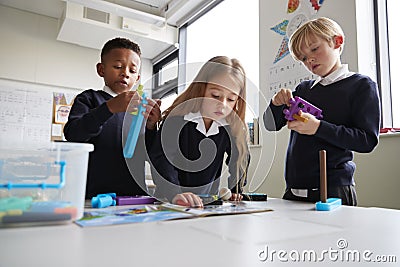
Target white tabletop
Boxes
[1,198,399,267]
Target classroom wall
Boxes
[0,5,153,91]
[1,2,399,209]
[254,0,400,209]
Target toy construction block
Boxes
[283,96,323,122]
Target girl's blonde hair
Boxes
[163,56,249,191]
[289,17,345,61]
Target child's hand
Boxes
[230,193,243,201]
[287,110,320,135]
[272,88,293,106]
[106,91,141,113]
[172,192,203,208]
[143,98,162,130]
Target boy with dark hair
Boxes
[64,37,161,198]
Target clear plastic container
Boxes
[0,142,93,220]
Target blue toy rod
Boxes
[0,161,66,189]
[123,92,148,158]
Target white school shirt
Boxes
[183,111,228,137]
[103,86,117,97]
[311,64,355,89]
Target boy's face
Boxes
[200,74,240,123]
[298,34,342,78]
[97,48,141,94]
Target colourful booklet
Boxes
[75,205,193,227]
[75,202,272,227]
[162,202,272,217]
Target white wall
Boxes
[1,2,399,209]
[255,0,400,209]
[0,5,152,91]
[353,134,400,209]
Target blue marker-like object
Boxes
[91,193,116,208]
[124,85,147,158]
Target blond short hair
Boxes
[289,17,345,61]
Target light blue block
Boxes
[315,198,342,211]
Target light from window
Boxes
[387,0,400,127]
[159,58,178,86]
[185,0,259,122]
[160,92,178,113]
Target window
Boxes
[181,0,259,122]
[152,50,179,101]
[385,0,400,127]
[375,0,399,127]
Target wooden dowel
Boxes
[319,150,327,203]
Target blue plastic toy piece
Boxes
[315,198,342,211]
[0,197,33,212]
[123,90,148,159]
[0,161,66,190]
[91,193,117,208]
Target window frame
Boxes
[151,0,223,100]
[374,0,394,127]
[176,0,259,123]
[152,50,179,99]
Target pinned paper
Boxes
[273,36,290,63]
[270,20,288,36]
[287,0,300,13]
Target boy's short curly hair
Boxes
[289,17,345,61]
[100,37,141,60]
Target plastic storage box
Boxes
[0,142,93,221]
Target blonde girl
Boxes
[149,56,250,207]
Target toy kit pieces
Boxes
[91,193,156,208]
[315,149,342,211]
[283,96,323,122]
[292,113,308,123]
[319,150,327,203]
[124,85,147,158]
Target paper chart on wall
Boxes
[0,78,79,148]
[0,86,52,147]
[266,0,324,99]
[267,58,318,97]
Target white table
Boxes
[1,198,399,267]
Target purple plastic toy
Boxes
[115,196,157,205]
[283,96,323,122]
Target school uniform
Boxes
[64,86,156,198]
[264,65,380,205]
[149,111,247,201]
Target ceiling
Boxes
[0,0,171,20]
[0,0,215,58]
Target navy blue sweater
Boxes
[263,74,380,188]
[64,89,155,198]
[149,115,246,200]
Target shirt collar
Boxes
[103,86,118,97]
[183,111,228,137]
[311,64,354,88]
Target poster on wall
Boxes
[51,92,76,141]
[267,0,325,99]
[0,78,79,147]
[0,84,53,148]
[54,104,71,124]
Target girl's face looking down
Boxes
[200,73,241,128]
